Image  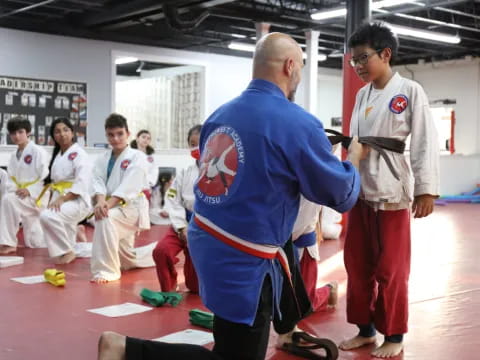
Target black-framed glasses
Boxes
[349,49,383,67]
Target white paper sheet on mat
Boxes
[10,275,46,284]
[153,329,214,346]
[74,242,92,258]
[0,256,24,268]
[87,302,153,317]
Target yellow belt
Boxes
[36,181,74,207]
[11,176,40,189]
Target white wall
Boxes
[439,154,480,195]
[295,67,343,128]
[0,27,252,147]
[317,68,343,128]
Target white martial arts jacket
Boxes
[6,141,49,199]
[350,72,440,205]
[164,162,198,231]
[92,146,150,230]
[49,143,91,206]
[0,168,8,200]
[145,154,159,188]
[292,196,321,261]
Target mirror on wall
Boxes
[115,57,205,150]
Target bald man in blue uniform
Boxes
[98,32,367,360]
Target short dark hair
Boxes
[348,22,398,64]
[105,113,129,131]
[7,116,31,134]
[187,124,202,142]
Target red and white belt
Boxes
[194,213,292,283]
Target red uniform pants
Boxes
[344,200,411,335]
[299,249,330,312]
[153,226,199,293]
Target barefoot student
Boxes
[339,23,439,358]
[90,113,153,283]
[40,118,91,265]
[0,116,49,255]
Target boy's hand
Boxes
[178,228,188,243]
[94,199,109,220]
[412,194,436,218]
[48,197,65,212]
[16,188,30,199]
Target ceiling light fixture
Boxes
[229,42,327,61]
[228,42,256,52]
[311,1,423,20]
[387,23,461,44]
[230,33,247,39]
[115,57,138,65]
[303,53,328,61]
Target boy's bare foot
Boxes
[0,245,17,255]
[326,281,338,309]
[339,335,376,350]
[372,341,403,358]
[98,331,126,360]
[55,251,76,264]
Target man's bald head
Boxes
[253,33,303,68]
[252,32,304,101]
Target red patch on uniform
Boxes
[68,152,78,161]
[120,159,131,170]
[24,154,32,164]
[389,94,408,114]
[147,156,154,163]
[198,133,238,197]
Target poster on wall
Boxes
[0,76,87,146]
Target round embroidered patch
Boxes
[68,152,78,161]
[24,154,32,164]
[120,159,131,170]
[147,156,154,163]
[389,94,409,114]
[196,126,245,205]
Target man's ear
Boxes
[284,58,294,76]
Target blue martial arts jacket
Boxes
[188,79,360,325]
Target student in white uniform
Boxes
[340,23,439,358]
[152,125,202,293]
[39,118,91,264]
[292,196,338,312]
[130,129,158,197]
[0,117,49,255]
[91,114,153,284]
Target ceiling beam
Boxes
[0,0,57,19]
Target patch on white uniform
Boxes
[389,94,408,114]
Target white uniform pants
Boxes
[40,198,90,258]
[90,206,154,281]
[0,192,45,248]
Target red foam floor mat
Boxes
[1,204,479,359]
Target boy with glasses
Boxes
[339,23,439,358]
